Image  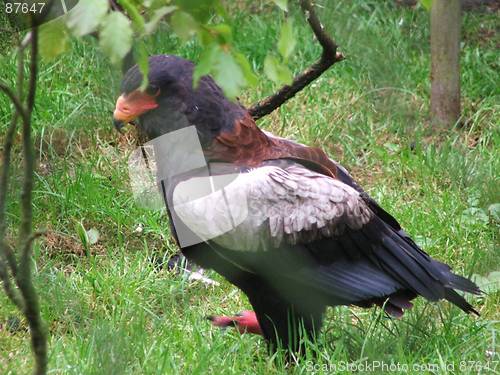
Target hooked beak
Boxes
[113,117,126,133]
[112,91,159,133]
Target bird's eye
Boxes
[145,84,159,96]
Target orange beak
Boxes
[113,90,159,131]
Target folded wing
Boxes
[172,161,481,315]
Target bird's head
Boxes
[113,54,245,146]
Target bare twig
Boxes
[0,116,20,275]
[248,0,344,120]
[0,38,26,278]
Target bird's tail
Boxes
[432,260,482,315]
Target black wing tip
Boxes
[469,307,481,317]
[444,288,481,316]
[462,302,481,317]
[446,273,483,296]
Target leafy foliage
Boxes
[278,18,296,61]
[169,10,198,40]
[66,0,109,36]
[39,18,69,61]
[99,12,133,65]
[264,54,293,85]
[38,0,297,98]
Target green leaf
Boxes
[117,0,145,33]
[193,44,220,86]
[194,46,255,96]
[264,55,279,82]
[209,23,232,44]
[420,0,432,11]
[75,221,87,246]
[264,54,293,85]
[99,12,133,65]
[234,52,258,87]
[197,24,232,46]
[213,50,245,100]
[136,41,150,91]
[170,10,198,40]
[67,0,109,37]
[144,5,177,34]
[277,18,295,61]
[74,221,90,257]
[39,18,69,61]
[197,28,214,47]
[271,0,288,11]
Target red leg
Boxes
[208,310,263,335]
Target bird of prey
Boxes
[112,55,481,353]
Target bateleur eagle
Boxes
[113,55,481,353]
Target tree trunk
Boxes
[430,0,462,128]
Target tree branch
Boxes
[0,259,24,310]
[8,24,48,375]
[248,0,344,120]
[0,22,48,375]
[0,116,20,275]
[0,40,26,277]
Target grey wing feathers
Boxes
[247,165,374,246]
[172,163,373,250]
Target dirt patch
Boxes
[41,230,103,257]
[35,126,138,158]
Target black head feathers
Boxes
[121,55,194,94]
[120,54,246,144]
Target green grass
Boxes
[1,1,499,373]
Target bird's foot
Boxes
[207,310,263,335]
